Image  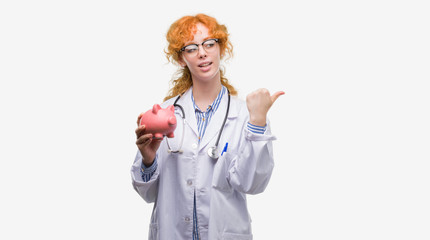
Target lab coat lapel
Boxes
[199,92,237,151]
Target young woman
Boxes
[131,13,283,240]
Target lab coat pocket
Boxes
[211,152,235,193]
[222,232,253,240]
[148,223,158,240]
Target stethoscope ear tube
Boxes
[166,122,184,153]
[166,95,186,153]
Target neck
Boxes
[192,78,222,111]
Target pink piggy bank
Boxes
[139,104,177,139]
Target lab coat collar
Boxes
[176,87,239,152]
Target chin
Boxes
[202,69,220,81]
[193,67,220,82]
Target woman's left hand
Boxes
[246,88,284,126]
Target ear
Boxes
[178,56,187,68]
[168,105,175,112]
[152,104,161,114]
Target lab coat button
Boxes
[192,143,197,149]
[184,217,190,222]
[187,180,193,186]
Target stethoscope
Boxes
[166,89,230,159]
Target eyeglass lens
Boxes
[182,39,218,56]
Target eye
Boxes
[185,48,197,53]
[203,39,217,48]
[184,45,198,53]
[204,43,215,48]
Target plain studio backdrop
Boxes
[0,0,429,239]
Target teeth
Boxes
[200,62,210,67]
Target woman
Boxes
[131,13,283,240]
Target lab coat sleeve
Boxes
[130,151,159,203]
[227,123,276,195]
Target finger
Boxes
[136,113,144,126]
[136,133,153,145]
[270,91,285,104]
[136,135,149,145]
[135,124,146,137]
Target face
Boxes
[179,23,221,84]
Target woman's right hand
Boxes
[135,113,162,167]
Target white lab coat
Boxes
[131,88,276,240]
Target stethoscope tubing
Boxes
[213,91,230,149]
[167,89,231,159]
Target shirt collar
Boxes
[191,85,226,113]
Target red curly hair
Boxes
[164,13,237,101]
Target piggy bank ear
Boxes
[152,104,161,114]
[167,105,175,112]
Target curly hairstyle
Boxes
[163,13,237,101]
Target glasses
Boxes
[180,38,219,57]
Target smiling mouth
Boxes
[199,62,212,67]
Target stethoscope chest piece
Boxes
[207,146,219,159]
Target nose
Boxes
[198,45,207,58]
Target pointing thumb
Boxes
[271,91,285,104]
